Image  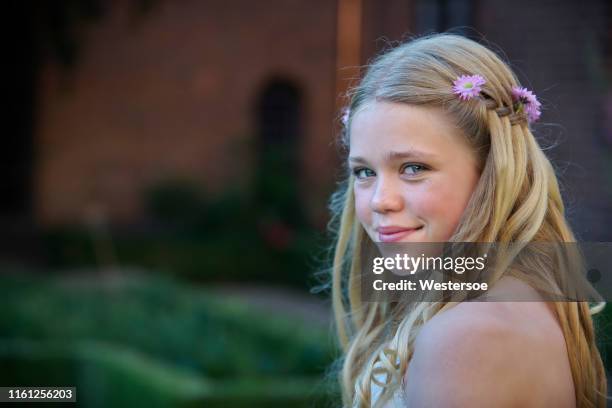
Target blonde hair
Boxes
[328,33,607,407]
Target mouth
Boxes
[377,226,423,242]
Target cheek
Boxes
[354,187,372,225]
[413,176,478,236]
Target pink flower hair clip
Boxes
[511,86,542,123]
[341,106,351,127]
[452,74,486,100]
[452,73,542,124]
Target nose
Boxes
[370,176,404,213]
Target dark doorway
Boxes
[253,78,305,227]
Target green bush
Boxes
[42,221,325,287]
[0,273,335,378]
[0,339,336,408]
[43,172,331,288]
[0,273,339,406]
[593,304,612,372]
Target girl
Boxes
[328,33,607,407]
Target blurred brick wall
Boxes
[34,0,611,240]
[35,0,339,228]
[360,0,412,63]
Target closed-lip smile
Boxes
[376,226,422,242]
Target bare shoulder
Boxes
[403,300,575,407]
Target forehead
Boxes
[348,101,467,158]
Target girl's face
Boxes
[349,101,481,243]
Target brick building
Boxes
[5,0,611,240]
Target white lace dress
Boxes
[368,360,407,407]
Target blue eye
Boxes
[402,164,426,176]
[353,167,375,179]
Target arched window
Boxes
[256,79,302,146]
[253,78,305,225]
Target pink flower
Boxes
[452,74,486,100]
[341,107,350,127]
[511,86,542,123]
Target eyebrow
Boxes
[348,150,437,164]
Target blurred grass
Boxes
[0,271,340,407]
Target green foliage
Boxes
[0,273,335,378]
[593,304,612,372]
[0,339,336,407]
[143,181,250,233]
[42,224,324,287]
[253,143,306,226]
[0,273,339,407]
[43,174,329,287]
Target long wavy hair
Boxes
[328,33,607,407]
